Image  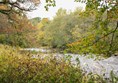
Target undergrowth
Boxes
[0,44,109,83]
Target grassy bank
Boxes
[0,44,112,83]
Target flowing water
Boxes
[21,48,118,79]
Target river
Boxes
[21,48,118,79]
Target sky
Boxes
[26,0,86,20]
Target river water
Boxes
[22,48,118,79]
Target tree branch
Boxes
[0,0,40,12]
[83,21,118,48]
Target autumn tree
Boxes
[67,0,118,56]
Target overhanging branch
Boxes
[84,21,118,48]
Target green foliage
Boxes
[45,0,56,11]
[38,8,89,48]
[0,45,107,83]
[0,13,39,48]
[110,70,118,83]
[0,32,37,48]
[30,17,41,26]
[37,7,118,56]
[65,8,118,56]
[0,33,28,48]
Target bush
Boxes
[0,45,106,83]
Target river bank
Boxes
[20,48,118,81]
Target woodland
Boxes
[0,0,118,83]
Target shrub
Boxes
[0,45,107,83]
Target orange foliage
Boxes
[0,4,9,10]
[67,40,81,47]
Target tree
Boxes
[30,17,41,26]
[0,12,39,47]
[38,8,94,49]
[0,0,42,47]
[0,0,40,26]
[0,0,40,14]
[75,0,118,21]
[63,0,117,56]
[55,8,67,17]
